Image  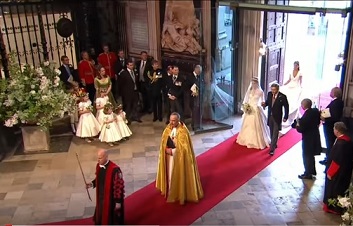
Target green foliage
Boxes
[0,53,76,129]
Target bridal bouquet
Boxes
[329,184,353,225]
[242,103,253,114]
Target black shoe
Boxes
[153,118,158,122]
[269,150,274,156]
[127,121,131,125]
[165,121,169,125]
[298,174,313,180]
[319,160,327,165]
[159,118,163,122]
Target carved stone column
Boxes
[147,1,161,60]
[236,1,262,111]
[202,0,212,84]
[342,18,353,118]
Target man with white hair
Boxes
[86,149,125,225]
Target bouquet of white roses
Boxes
[0,53,76,129]
[329,183,353,225]
[242,103,253,115]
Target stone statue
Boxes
[161,0,203,55]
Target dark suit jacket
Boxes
[119,69,139,101]
[265,91,289,128]
[324,98,344,127]
[294,108,322,155]
[135,58,153,82]
[165,75,185,99]
[116,58,128,75]
[148,69,163,97]
[59,64,79,88]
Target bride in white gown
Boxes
[280,61,303,127]
[236,78,270,149]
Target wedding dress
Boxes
[236,85,270,149]
[280,71,303,128]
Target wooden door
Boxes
[261,0,289,93]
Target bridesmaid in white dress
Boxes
[280,61,303,127]
[95,89,109,125]
[76,91,101,143]
[99,103,123,146]
[236,78,271,149]
[115,104,132,140]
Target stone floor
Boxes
[0,114,341,225]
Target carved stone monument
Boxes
[161,0,203,56]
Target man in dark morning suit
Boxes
[262,83,289,156]
[59,55,80,89]
[162,65,174,124]
[165,66,185,121]
[119,60,142,124]
[116,50,128,99]
[292,98,322,179]
[186,65,203,131]
[148,60,164,122]
[319,87,344,165]
[135,51,153,113]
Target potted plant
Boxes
[0,54,76,153]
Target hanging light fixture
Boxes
[259,38,267,56]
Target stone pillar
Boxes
[202,0,212,84]
[147,1,161,60]
[236,1,262,111]
[343,19,353,118]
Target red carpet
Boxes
[46,129,301,225]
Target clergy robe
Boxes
[323,135,353,213]
[156,122,204,205]
[92,161,125,225]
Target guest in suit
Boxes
[119,60,142,124]
[162,65,174,124]
[320,87,344,165]
[59,55,80,90]
[148,60,163,122]
[116,50,128,98]
[135,51,153,113]
[323,122,353,215]
[166,66,185,121]
[293,98,322,179]
[97,44,118,101]
[262,83,289,156]
[186,65,203,131]
[78,51,97,103]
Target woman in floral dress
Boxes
[94,65,117,108]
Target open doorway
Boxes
[274,0,351,133]
[284,0,350,110]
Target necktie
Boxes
[121,59,124,66]
[173,75,177,83]
[272,94,276,106]
[139,61,145,82]
[129,70,137,90]
[65,65,71,76]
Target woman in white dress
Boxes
[236,78,271,149]
[280,61,303,127]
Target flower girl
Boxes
[68,82,80,133]
[76,89,101,142]
[99,102,123,146]
[95,89,109,125]
[115,104,132,140]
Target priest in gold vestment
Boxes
[156,112,204,205]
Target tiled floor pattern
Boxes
[0,114,341,225]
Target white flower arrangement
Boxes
[0,53,76,129]
[329,184,353,225]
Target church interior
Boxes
[1,0,353,225]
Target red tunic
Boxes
[93,161,125,225]
[78,60,96,84]
[98,52,118,78]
